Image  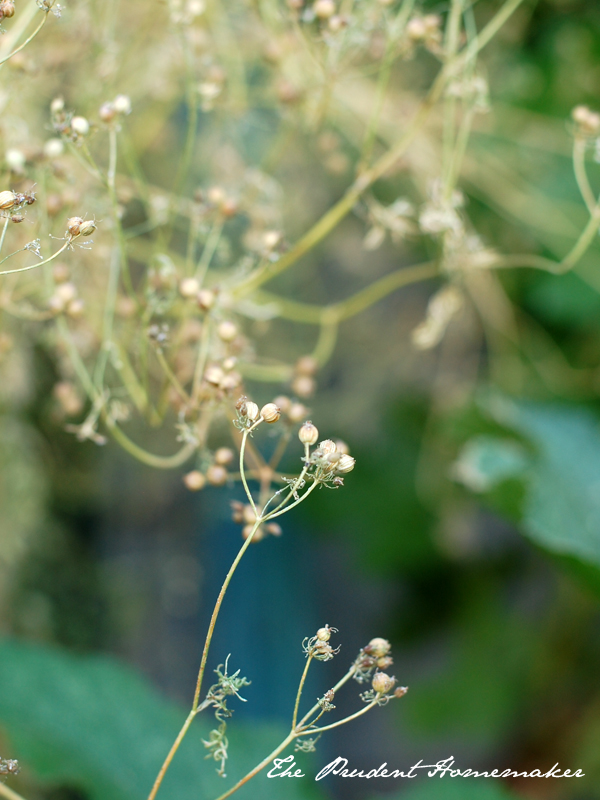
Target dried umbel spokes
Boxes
[352,637,392,684]
[0,757,20,776]
[0,188,36,215]
[303,625,340,661]
[199,656,251,778]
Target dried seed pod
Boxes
[179,277,200,298]
[217,320,237,342]
[273,395,291,415]
[299,421,318,445]
[316,626,331,642]
[313,0,335,18]
[79,219,96,236]
[71,116,90,136]
[184,470,206,491]
[377,656,394,670]
[66,298,85,318]
[67,216,84,236]
[10,214,25,223]
[204,365,225,386]
[197,288,215,311]
[365,638,391,658]
[261,403,281,423]
[291,375,315,398]
[0,190,17,210]
[113,94,132,115]
[288,402,308,423]
[0,1,16,18]
[55,282,78,304]
[336,454,355,474]
[265,522,282,537]
[394,686,409,698]
[372,672,395,695]
[319,439,337,454]
[206,464,228,486]
[295,355,318,375]
[214,447,234,466]
[53,381,83,416]
[219,372,241,392]
[99,102,116,123]
[244,401,260,421]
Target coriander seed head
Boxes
[372,672,395,695]
[184,470,206,491]
[261,403,281,423]
[365,638,391,658]
[299,421,318,445]
[336,454,355,474]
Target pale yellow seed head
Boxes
[261,403,281,423]
[299,421,319,445]
[372,672,395,695]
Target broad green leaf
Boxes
[0,639,322,800]
[456,399,600,569]
[452,436,529,493]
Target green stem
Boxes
[107,127,135,297]
[292,655,313,730]
[0,237,74,276]
[0,8,48,67]
[299,698,379,736]
[147,515,264,800]
[573,138,595,213]
[0,216,9,256]
[212,732,296,800]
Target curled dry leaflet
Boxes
[0,0,596,799]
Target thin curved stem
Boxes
[0,238,74,276]
[107,423,197,469]
[212,732,296,800]
[0,9,48,67]
[147,516,263,800]
[154,347,191,404]
[256,261,439,325]
[145,711,196,800]
[292,655,313,730]
[0,217,9,256]
[240,424,261,516]
[0,783,28,800]
[232,0,525,300]
[299,698,379,736]
[573,138,595,214]
[107,127,135,297]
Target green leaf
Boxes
[0,639,323,800]
[456,398,600,571]
[452,436,530,493]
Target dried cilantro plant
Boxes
[0,0,599,798]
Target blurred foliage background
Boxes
[1,1,600,800]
